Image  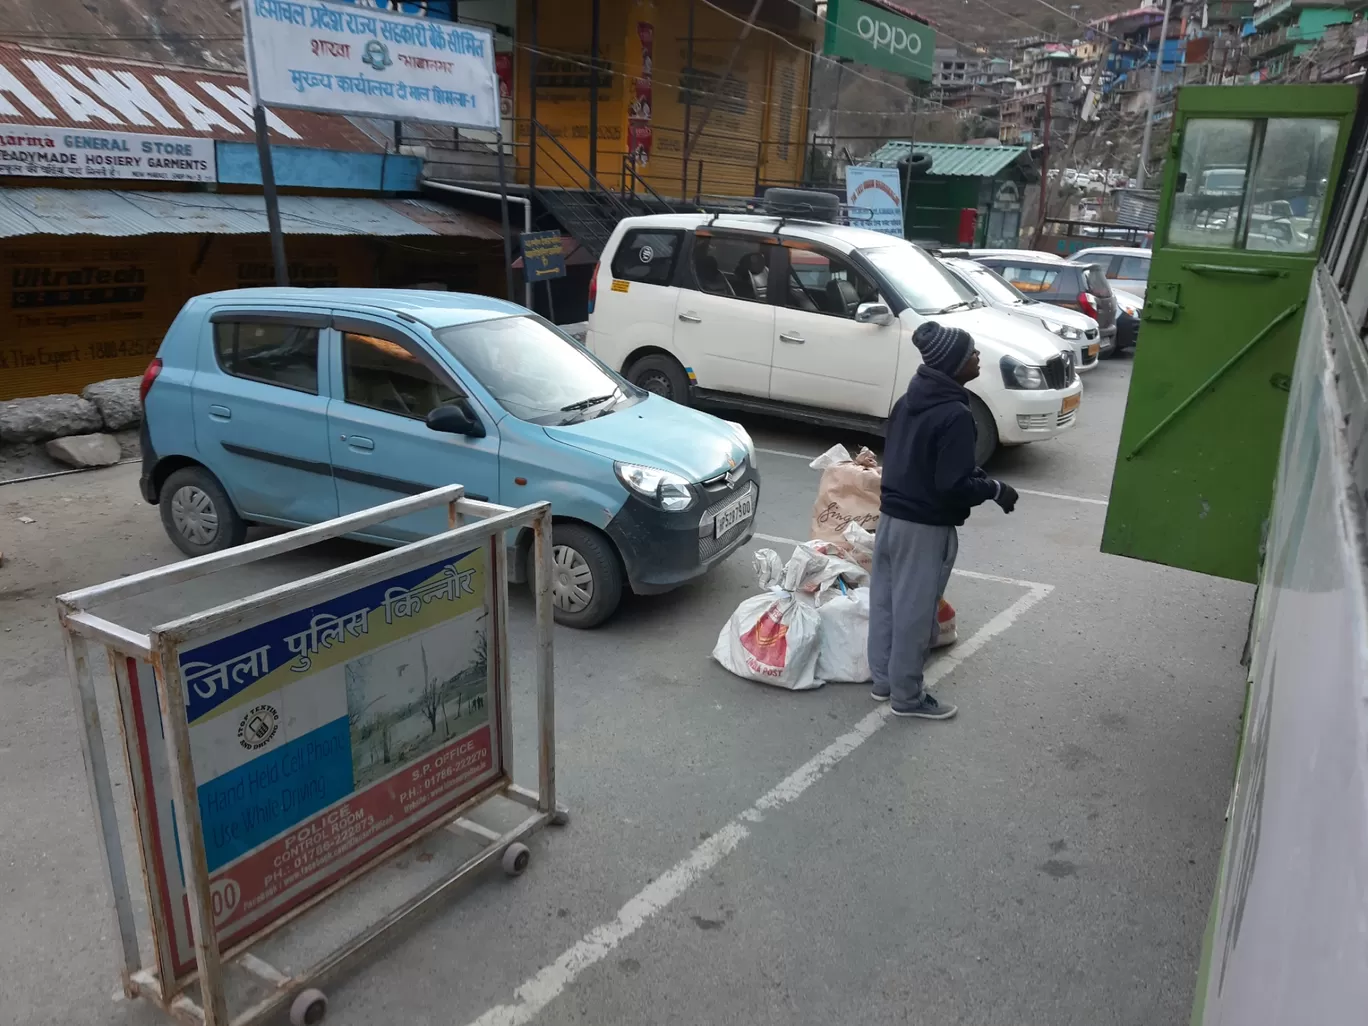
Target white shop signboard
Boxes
[0,124,216,183]
[244,0,499,129]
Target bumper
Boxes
[138,420,159,503]
[1076,336,1100,371]
[1098,324,1118,353]
[995,385,1083,444]
[605,468,760,595]
[1116,315,1140,349]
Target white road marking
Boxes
[752,532,1051,591]
[461,576,1054,1026]
[755,446,1109,506]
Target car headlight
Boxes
[615,462,695,512]
[725,421,757,469]
[1000,355,1047,390]
[1046,321,1083,341]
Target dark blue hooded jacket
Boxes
[881,365,999,526]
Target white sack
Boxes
[815,586,872,683]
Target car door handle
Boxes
[678,312,702,323]
[346,435,375,452]
[208,404,231,421]
[779,332,806,344]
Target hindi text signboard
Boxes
[131,542,502,981]
[846,164,905,238]
[244,0,499,129]
[520,231,566,283]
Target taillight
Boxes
[139,357,162,404]
[587,261,599,315]
[1077,291,1098,319]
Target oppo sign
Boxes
[856,13,924,57]
[824,0,935,80]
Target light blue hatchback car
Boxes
[138,289,759,628]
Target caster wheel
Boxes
[502,842,531,876]
[290,989,328,1026]
[550,808,570,827]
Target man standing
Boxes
[868,322,1019,719]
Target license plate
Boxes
[1087,343,1100,357]
[1061,393,1081,415]
[714,488,755,538]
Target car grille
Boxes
[1080,349,1097,366]
[699,481,756,562]
[1043,353,1074,389]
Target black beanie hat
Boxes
[912,321,974,376]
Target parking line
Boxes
[461,575,1054,1026]
[755,446,1108,506]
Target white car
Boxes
[586,210,1082,465]
[1068,246,1151,299]
[940,257,1102,371]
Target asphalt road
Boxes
[0,358,1253,1026]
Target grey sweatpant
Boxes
[868,517,958,710]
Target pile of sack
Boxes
[711,444,956,691]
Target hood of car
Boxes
[1112,287,1144,314]
[936,306,1071,364]
[543,393,749,483]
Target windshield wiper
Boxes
[934,300,976,314]
[560,392,616,412]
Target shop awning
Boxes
[862,142,1032,178]
[0,189,503,240]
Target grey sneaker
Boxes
[890,694,957,720]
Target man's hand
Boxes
[994,482,1019,513]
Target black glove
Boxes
[994,482,1019,513]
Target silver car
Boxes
[941,256,1102,371]
[1068,247,1151,300]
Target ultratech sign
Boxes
[823,0,936,82]
[0,125,216,183]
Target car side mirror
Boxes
[426,402,485,438]
[855,302,895,327]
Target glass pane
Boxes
[692,236,771,302]
[213,322,319,394]
[785,249,878,318]
[435,315,636,426]
[343,333,462,420]
[611,230,680,285]
[1244,118,1341,254]
[1168,118,1256,250]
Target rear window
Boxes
[1117,254,1149,279]
[1084,265,1113,296]
[610,229,682,286]
[990,263,1059,294]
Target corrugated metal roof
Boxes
[0,189,502,240]
[861,141,1030,178]
[0,42,382,151]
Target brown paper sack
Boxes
[808,445,882,552]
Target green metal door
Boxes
[1101,85,1358,583]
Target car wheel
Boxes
[158,466,247,557]
[530,523,624,629]
[626,354,691,405]
[969,395,999,467]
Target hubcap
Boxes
[171,485,219,546]
[550,544,594,613]
[637,372,672,399]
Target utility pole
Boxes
[1035,82,1053,244]
[1137,0,1175,189]
[1046,44,1110,222]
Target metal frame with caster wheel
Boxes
[58,485,569,1026]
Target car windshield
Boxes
[863,244,981,315]
[434,315,639,426]
[957,263,1032,306]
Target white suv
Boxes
[586,213,1083,464]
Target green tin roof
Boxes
[862,141,1031,178]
